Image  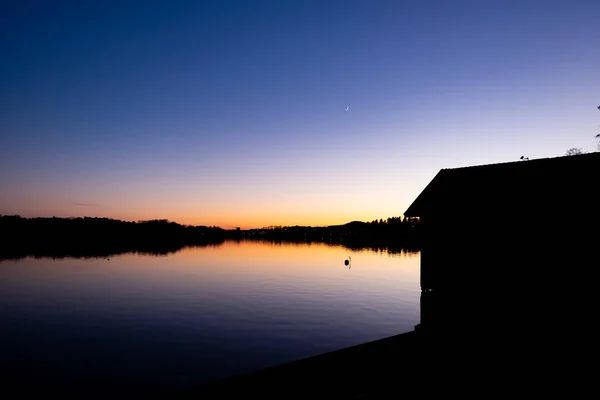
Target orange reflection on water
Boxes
[0,241,421,308]
[127,240,419,273]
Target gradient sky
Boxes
[1,0,599,228]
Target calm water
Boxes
[0,240,420,397]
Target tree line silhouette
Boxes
[0,215,421,260]
[0,215,227,260]
[236,217,421,250]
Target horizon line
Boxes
[0,214,411,231]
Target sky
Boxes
[1,0,599,229]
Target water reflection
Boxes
[0,239,418,262]
[0,240,419,398]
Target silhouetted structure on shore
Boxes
[406,152,598,387]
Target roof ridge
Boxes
[444,153,599,171]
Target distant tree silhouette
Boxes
[565,148,584,156]
[0,215,422,260]
[0,215,227,260]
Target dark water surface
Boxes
[0,240,419,397]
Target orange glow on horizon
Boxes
[150,206,413,229]
[127,213,406,230]
[3,191,415,230]
[3,211,409,230]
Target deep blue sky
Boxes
[1,0,599,227]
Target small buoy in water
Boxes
[344,256,351,266]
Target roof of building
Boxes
[404,152,600,217]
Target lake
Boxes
[0,240,420,397]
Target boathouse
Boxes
[404,152,599,335]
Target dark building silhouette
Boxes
[404,153,598,389]
[405,152,597,292]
